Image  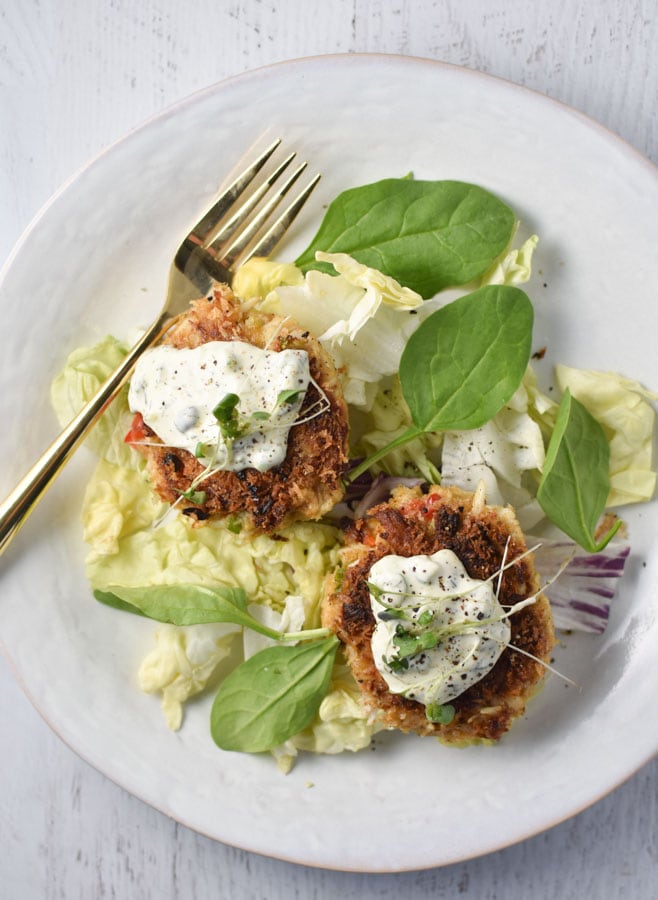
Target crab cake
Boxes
[126,283,349,532]
[322,483,555,744]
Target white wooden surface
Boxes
[1,1,657,897]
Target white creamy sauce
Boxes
[369,549,511,708]
[128,340,310,473]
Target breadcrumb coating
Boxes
[322,483,555,743]
[128,284,349,532]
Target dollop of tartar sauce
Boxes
[128,340,310,473]
[369,549,510,707]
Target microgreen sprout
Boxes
[213,393,245,440]
[377,609,408,622]
[383,654,409,674]
[501,639,580,688]
[262,315,293,350]
[143,355,332,535]
[179,488,207,505]
[371,543,578,691]
[393,626,439,660]
[367,582,414,622]
[258,375,331,431]
[368,542,541,611]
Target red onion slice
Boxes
[531,538,631,633]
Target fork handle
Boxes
[0,311,173,558]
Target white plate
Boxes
[1,55,657,873]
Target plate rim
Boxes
[1,52,657,873]
[2,51,656,291]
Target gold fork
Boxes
[0,139,320,556]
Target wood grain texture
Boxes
[1,0,657,897]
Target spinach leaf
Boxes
[94,589,148,618]
[399,284,534,432]
[92,583,281,634]
[349,284,533,481]
[537,389,621,552]
[210,636,339,752]
[295,178,515,298]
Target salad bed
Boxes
[51,174,656,770]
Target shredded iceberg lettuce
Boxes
[51,335,136,468]
[138,622,239,730]
[440,369,552,531]
[81,459,165,557]
[357,378,442,482]
[313,251,422,341]
[267,253,424,408]
[242,596,306,659]
[480,232,539,287]
[231,257,303,299]
[80,456,347,732]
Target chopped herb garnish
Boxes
[213,393,245,439]
[179,488,207,505]
[383,654,409,674]
[393,627,439,660]
[425,703,455,724]
[275,388,303,408]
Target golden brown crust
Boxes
[130,284,349,532]
[322,484,555,743]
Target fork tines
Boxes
[191,138,321,272]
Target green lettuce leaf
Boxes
[50,335,135,468]
[231,257,303,299]
[555,365,657,507]
[138,622,240,730]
